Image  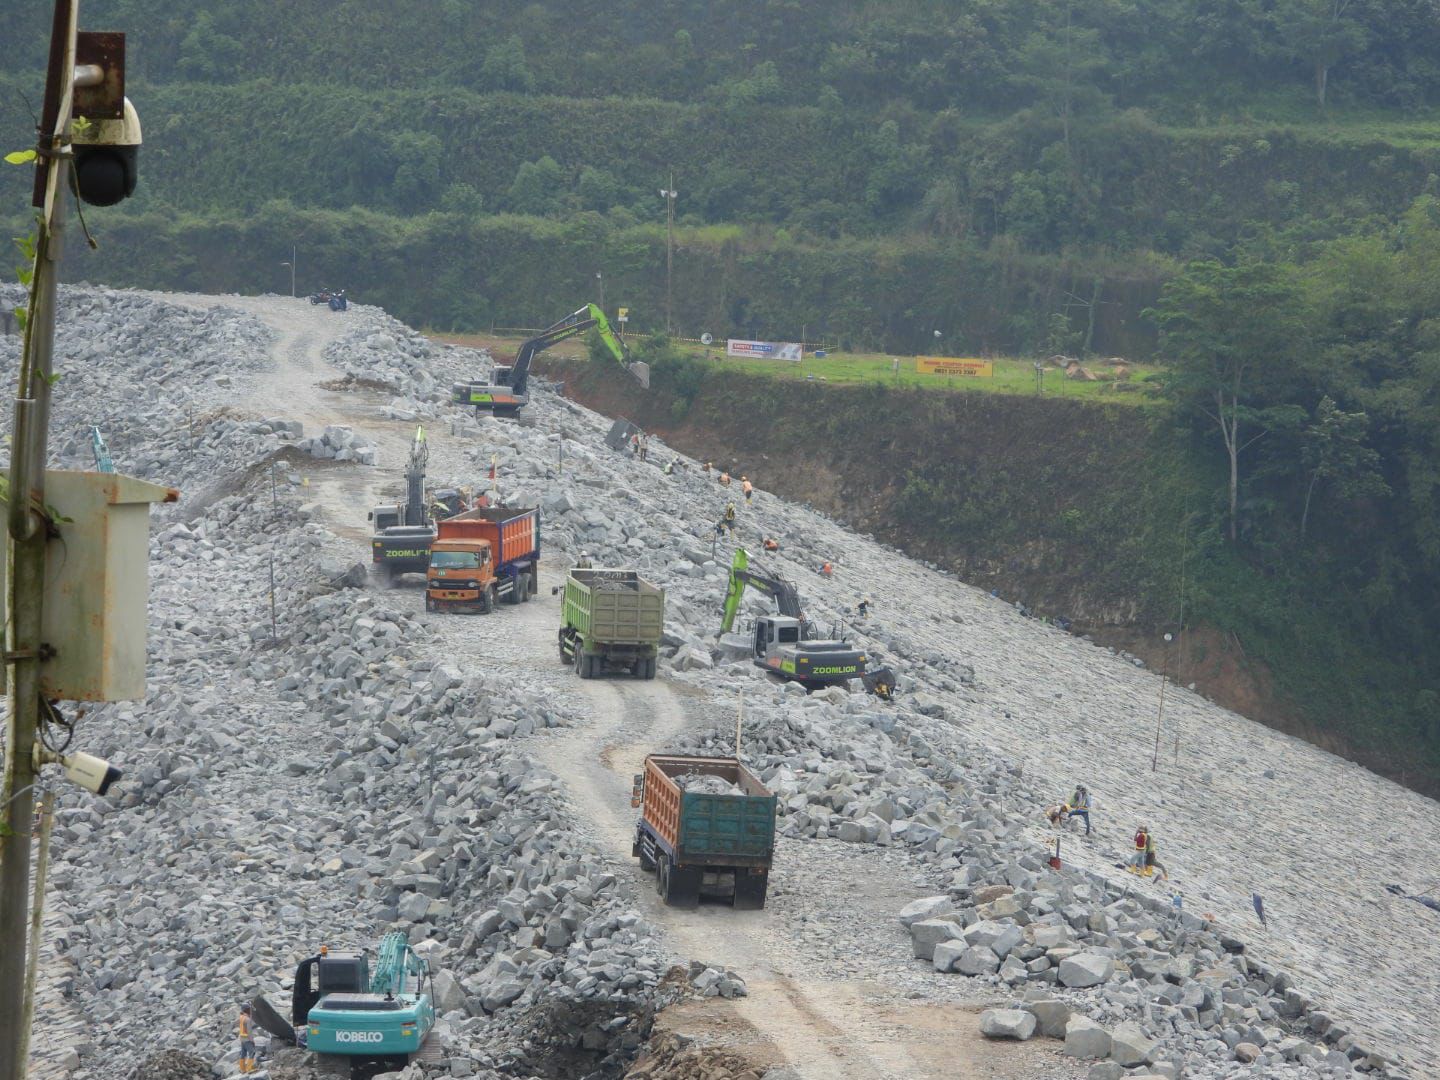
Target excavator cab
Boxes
[369,505,401,531]
[291,949,370,1026]
[753,616,801,661]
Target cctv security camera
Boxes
[70,97,141,207]
[64,751,122,796]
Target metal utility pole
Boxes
[2,3,78,1073]
[280,244,296,298]
[659,175,677,334]
[595,271,604,314]
[17,790,54,1073]
[1150,631,1173,771]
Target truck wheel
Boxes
[733,873,769,910]
[665,865,702,909]
[644,657,657,680]
[519,574,532,602]
[505,578,521,605]
[656,857,669,898]
[481,585,497,614]
[576,650,591,679]
[425,595,435,613]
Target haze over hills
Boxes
[2,2,1439,787]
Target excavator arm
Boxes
[509,303,626,399]
[403,426,429,527]
[91,427,114,473]
[719,547,804,634]
[371,932,427,998]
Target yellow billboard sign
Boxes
[917,357,993,377]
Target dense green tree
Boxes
[575,166,622,213]
[1272,0,1366,108]
[480,35,536,93]
[1296,395,1387,538]
[1150,261,1311,541]
[176,12,243,82]
[507,156,566,216]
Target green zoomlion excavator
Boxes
[451,303,627,417]
[718,547,866,690]
[366,427,467,586]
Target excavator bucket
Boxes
[862,666,897,699]
[249,991,298,1045]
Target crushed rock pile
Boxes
[2,291,664,1080]
[6,288,1428,1080]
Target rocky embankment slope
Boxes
[2,286,1434,1080]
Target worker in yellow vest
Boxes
[237,1004,255,1074]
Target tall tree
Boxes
[1297,395,1388,539]
[1150,261,1310,541]
[1273,0,1367,108]
[1011,1,1111,153]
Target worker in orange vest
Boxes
[819,561,834,577]
[237,1004,255,1074]
[741,476,754,501]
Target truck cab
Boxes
[426,539,494,610]
[425,506,540,614]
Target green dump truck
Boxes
[559,567,665,679]
[631,754,777,909]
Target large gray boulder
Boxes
[481,979,525,1012]
[672,644,714,671]
[962,919,1023,958]
[1058,951,1114,988]
[931,940,967,973]
[430,969,467,1015]
[909,917,964,960]
[954,946,1001,976]
[1024,998,1072,1038]
[979,1009,1036,1041]
[898,896,952,928]
[1108,1021,1156,1067]
[1063,1016,1112,1059]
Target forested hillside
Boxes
[6,0,1440,347]
[3,0,1440,788]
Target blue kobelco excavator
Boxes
[451,302,629,416]
[252,933,435,1078]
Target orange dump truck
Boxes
[631,754,777,909]
[425,507,539,613]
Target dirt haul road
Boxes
[148,292,1076,1080]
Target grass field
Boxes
[430,332,1161,405]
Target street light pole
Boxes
[280,244,296,298]
[659,174,677,335]
[596,270,604,313]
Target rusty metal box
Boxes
[3,470,174,701]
